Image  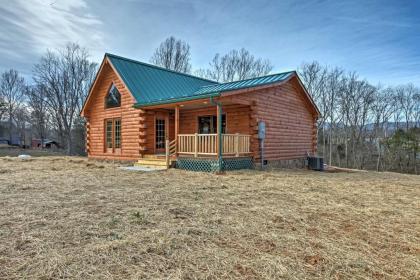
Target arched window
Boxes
[105,83,121,108]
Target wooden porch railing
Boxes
[222,134,251,156]
[165,139,177,168]
[177,133,251,157]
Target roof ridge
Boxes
[105,53,218,84]
[214,71,295,86]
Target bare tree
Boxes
[325,67,345,165]
[299,62,342,163]
[396,84,417,130]
[299,61,327,103]
[14,105,29,147]
[371,86,395,171]
[341,74,376,168]
[150,36,192,73]
[414,90,420,128]
[0,69,26,144]
[25,85,50,147]
[200,48,273,82]
[33,43,96,155]
[0,95,6,122]
[299,59,419,174]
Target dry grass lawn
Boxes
[0,156,419,279]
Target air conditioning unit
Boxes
[307,156,324,171]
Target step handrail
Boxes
[165,139,177,168]
[169,139,177,155]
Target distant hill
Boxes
[322,121,418,131]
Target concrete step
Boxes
[143,154,166,159]
[139,157,167,162]
[133,162,167,170]
[136,159,168,166]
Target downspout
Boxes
[210,96,223,172]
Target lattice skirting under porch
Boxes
[176,157,254,172]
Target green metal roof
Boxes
[106,53,218,106]
[106,53,295,107]
[193,71,294,96]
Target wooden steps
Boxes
[134,155,171,170]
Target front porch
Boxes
[139,96,256,171]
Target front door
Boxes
[155,113,168,154]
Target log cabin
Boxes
[80,53,320,171]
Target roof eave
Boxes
[133,92,220,108]
[290,72,321,117]
[80,54,108,117]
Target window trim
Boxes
[114,119,121,149]
[105,119,113,149]
[104,83,121,109]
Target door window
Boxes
[105,119,121,151]
[155,119,166,149]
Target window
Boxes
[114,119,121,148]
[198,115,226,134]
[106,120,113,148]
[105,118,121,151]
[105,84,121,108]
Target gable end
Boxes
[80,56,136,117]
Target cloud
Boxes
[0,0,418,86]
[334,16,413,29]
[0,0,104,76]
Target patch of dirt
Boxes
[304,254,324,266]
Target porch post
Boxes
[175,105,179,156]
[217,103,222,172]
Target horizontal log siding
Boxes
[231,77,317,160]
[145,111,156,153]
[83,63,144,160]
[178,105,251,135]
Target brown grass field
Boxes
[0,156,418,279]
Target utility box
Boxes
[258,121,266,169]
[307,156,324,171]
[258,122,266,140]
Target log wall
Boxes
[230,77,318,160]
[83,62,145,160]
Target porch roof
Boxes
[106,53,295,107]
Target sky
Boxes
[0,0,419,86]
